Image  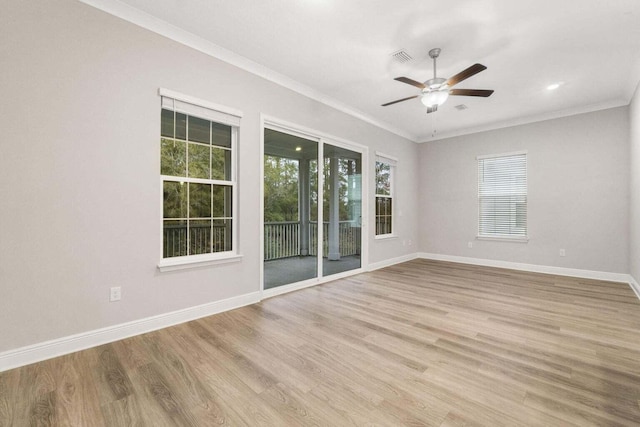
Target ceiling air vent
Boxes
[455,104,468,111]
[390,49,413,63]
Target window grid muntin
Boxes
[162,106,235,258]
[375,160,394,236]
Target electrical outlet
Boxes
[468,241,473,248]
[559,249,566,257]
[110,286,122,302]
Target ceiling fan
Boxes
[382,48,494,113]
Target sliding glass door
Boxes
[321,144,362,277]
[263,129,318,289]
[263,126,363,290]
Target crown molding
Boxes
[417,98,629,143]
[78,0,417,142]
[77,1,640,146]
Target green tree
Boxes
[310,157,359,222]
[264,155,299,222]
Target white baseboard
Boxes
[417,252,631,283]
[3,254,637,372]
[367,253,418,272]
[0,291,261,372]
[630,275,640,300]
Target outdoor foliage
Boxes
[375,161,391,195]
[264,155,299,222]
[264,155,361,223]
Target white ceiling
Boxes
[85,0,640,142]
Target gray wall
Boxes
[0,0,419,352]
[631,82,640,283]
[417,107,630,274]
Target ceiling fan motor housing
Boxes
[424,77,447,91]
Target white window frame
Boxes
[157,88,243,272]
[477,150,528,242]
[374,152,397,239]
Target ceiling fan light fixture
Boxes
[421,90,449,107]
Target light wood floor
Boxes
[2,259,640,426]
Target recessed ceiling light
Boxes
[547,82,563,91]
[295,146,302,151]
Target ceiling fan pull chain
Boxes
[431,109,438,138]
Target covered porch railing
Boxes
[163,223,229,258]
[264,221,361,261]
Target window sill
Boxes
[158,253,243,272]
[375,234,398,240]
[476,235,529,243]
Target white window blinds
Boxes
[375,152,398,167]
[477,152,527,239]
[159,88,242,127]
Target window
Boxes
[375,153,396,237]
[477,151,528,240]
[159,89,241,269]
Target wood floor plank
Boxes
[523,391,632,427]
[200,311,321,394]
[50,353,105,427]
[13,361,56,425]
[258,381,346,426]
[309,379,405,426]
[439,411,486,427]
[29,391,55,427]
[158,327,251,426]
[1,259,640,426]
[133,362,198,427]
[100,394,146,427]
[0,366,19,426]
[94,344,134,403]
[165,323,287,426]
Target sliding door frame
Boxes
[260,114,369,298]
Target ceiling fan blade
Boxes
[381,95,418,106]
[450,89,494,97]
[446,64,487,87]
[394,77,426,89]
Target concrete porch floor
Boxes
[264,255,361,289]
